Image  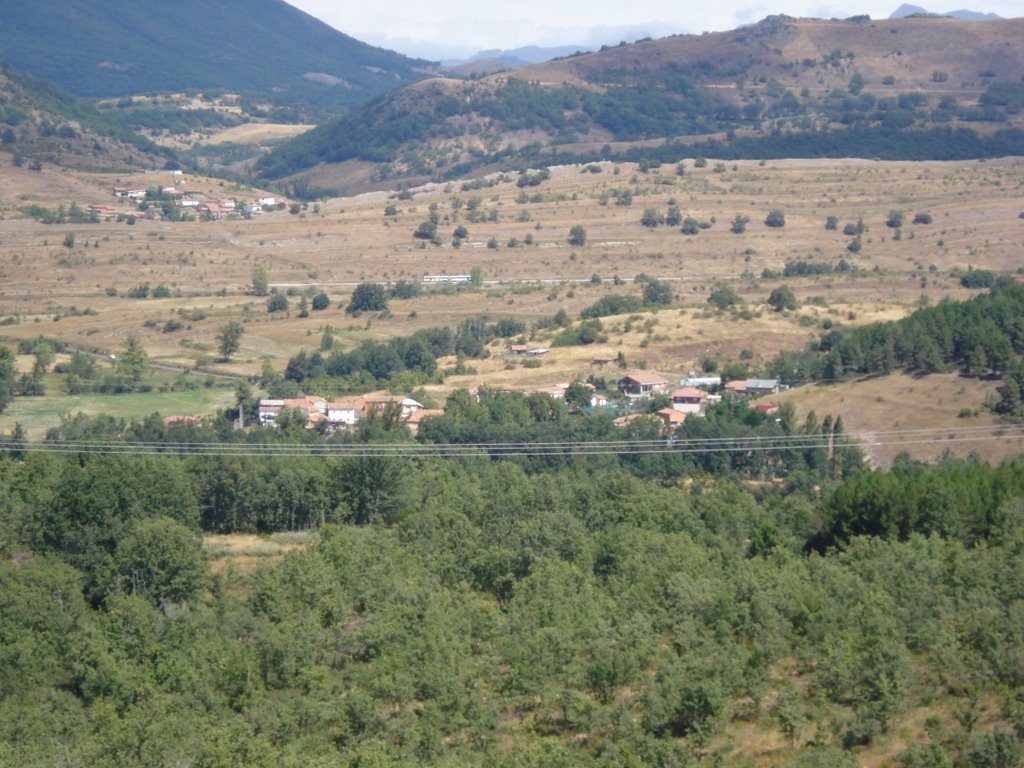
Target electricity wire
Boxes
[3,423,1022,459]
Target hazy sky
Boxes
[285,0,1021,60]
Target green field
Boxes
[0,381,236,438]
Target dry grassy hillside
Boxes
[527,16,1024,106]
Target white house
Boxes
[671,387,708,415]
[327,401,358,428]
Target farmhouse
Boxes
[618,373,669,399]
[655,407,687,427]
[745,379,781,395]
[671,387,708,415]
[113,186,145,199]
[257,395,327,427]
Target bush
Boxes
[348,283,389,313]
[765,210,786,228]
[568,225,587,246]
[767,285,798,311]
[267,293,288,313]
[708,286,742,309]
[581,294,642,319]
[643,279,673,306]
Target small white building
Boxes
[671,388,708,415]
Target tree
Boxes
[564,381,593,409]
[348,282,388,314]
[251,266,268,296]
[311,292,330,311]
[568,225,587,246]
[643,279,673,306]
[708,286,742,309]
[768,285,798,312]
[414,220,438,240]
[267,293,288,313]
[107,517,205,606]
[216,321,244,361]
[641,208,663,228]
[765,209,786,228]
[116,335,148,381]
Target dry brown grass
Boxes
[0,156,1022,459]
[204,531,313,574]
[202,123,314,146]
[773,371,1024,467]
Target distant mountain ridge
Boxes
[256,15,1024,195]
[0,0,434,110]
[890,4,1003,20]
[457,45,593,68]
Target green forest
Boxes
[2,388,1024,766]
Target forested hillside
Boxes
[1,394,1023,765]
[0,0,432,110]
[0,65,167,169]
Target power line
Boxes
[5,423,1022,459]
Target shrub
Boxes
[765,210,786,228]
[708,286,742,309]
[348,283,389,313]
[767,285,798,311]
[267,293,288,313]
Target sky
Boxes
[285,0,1021,60]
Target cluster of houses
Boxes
[103,181,281,221]
[257,394,443,434]
[255,374,782,435]
[615,372,781,428]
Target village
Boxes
[256,369,783,434]
[87,170,284,221]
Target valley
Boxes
[0,153,1021,464]
[2,8,1024,767]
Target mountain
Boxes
[441,47,594,77]
[0,63,167,171]
[465,45,593,67]
[255,15,1024,194]
[0,0,434,111]
[890,4,1002,19]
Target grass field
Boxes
[0,377,236,438]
